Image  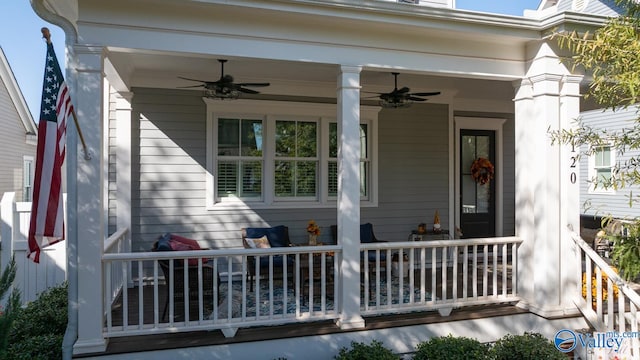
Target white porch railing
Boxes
[570,229,640,358]
[102,246,342,337]
[101,236,521,338]
[361,237,521,316]
[0,192,67,305]
[104,227,130,313]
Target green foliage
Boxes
[489,332,566,360]
[335,340,399,360]
[5,334,63,360]
[413,334,490,360]
[605,218,640,281]
[0,257,22,358]
[7,282,68,360]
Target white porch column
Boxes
[115,92,133,247]
[336,65,365,330]
[514,41,581,317]
[71,45,107,354]
[559,75,583,307]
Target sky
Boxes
[0,1,541,123]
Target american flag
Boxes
[28,41,71,263]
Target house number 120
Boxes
[570,143,577,184]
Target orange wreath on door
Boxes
[471,157,494,185]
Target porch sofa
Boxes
[241,225,295,291]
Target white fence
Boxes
[0,192,67,304]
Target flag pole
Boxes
[41,27,91,160]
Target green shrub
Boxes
[413,334,490,360]
[490,332,566,360]
[0,257,22,358]
[335,340,399,360]
[7,282,68,360]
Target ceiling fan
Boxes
[178,59,270,99]
[365,72,440,108]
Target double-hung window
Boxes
[23,156,34,202]
[206,100,378,208]
[589,144,615,193]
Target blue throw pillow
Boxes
[360,223,374,243]
[246,225,288,248]
[156,233,172,251]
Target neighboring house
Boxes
[21,0,636,358]
[0,47,37,203]
[580,106,640,222]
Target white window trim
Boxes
[588,144,615,194]
[205,99,379,210]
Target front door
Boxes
[460,130,496,238]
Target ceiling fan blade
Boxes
[238,87,261,94]
[411,91,441,96]
[408,96,428,101]
[396,87,411,93]
[177,84,206,89]
[237,82,270,87]
[177,76,210,83]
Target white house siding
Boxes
[580,107,640,219]
[108,89,118,236]
[128,88,518,254]
[0,72,34,201]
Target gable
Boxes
[556,0,626,15]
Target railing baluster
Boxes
[408,248,415,304]
[607,277,614,331]
[492,244,498,297]
[122,260,129,328]
[502,243,507,296]
[473,244,478,299]
[586,259,593,309]
[441,246,447,300]
[431,247,437,303]
[105,262,113,330]
[596,267,603,322]
[452,245,458,300]
[138,261,144,329]
[182,260,189,323]
[483,245,488,297]
[153,260,159,325]
[462,245,468,300]
[269,255,274,318]
[511,243,516,296]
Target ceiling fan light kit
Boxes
[178,59,270,100]
[370,72,440,109]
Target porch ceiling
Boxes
[108,50,517,103]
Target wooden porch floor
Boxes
[93,262,517,357]
[96,303,526,357]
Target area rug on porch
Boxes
[215,277,434,318]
